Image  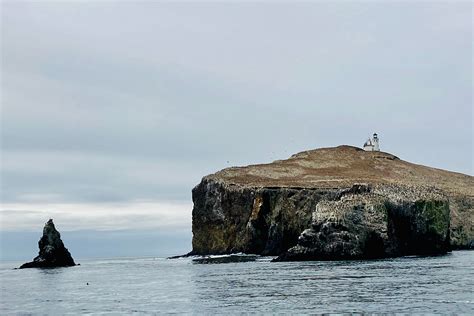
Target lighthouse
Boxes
[372,133,380,151]
[363,133,380,152]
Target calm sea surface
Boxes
[1,251,473,314]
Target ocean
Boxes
[1,251,473,314]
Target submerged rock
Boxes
[190,146,473,260]
[19,219,76,269]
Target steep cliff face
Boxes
[191,146,473,259]
[449,197,474,249]
[20,219,76,269]
[276,185,451,261]
[192,179,331,255]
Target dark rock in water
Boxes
[192,254,259,264]
[190,146,473,260]
[19,219,76,269]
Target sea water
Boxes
[1,251,473,314]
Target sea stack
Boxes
[20,219,76,269]
[190,146,473,260]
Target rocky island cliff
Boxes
[190,146,473,260]
[20,219,76,269]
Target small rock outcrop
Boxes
[190,146,473,260]
[20,219,76,269]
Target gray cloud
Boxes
[0,200,192,232]
[1,1,472,232]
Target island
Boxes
[19,219,76,269]
[189,145,473,260]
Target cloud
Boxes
[1,150,207,204]
[0,1,472,237]
[0,200,192,232]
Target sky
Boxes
[0,1,472,260]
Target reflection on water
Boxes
[0,251,473,314]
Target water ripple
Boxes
[0,251,473,314]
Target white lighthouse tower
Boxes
[363,133,380,151]
[372,133,379,151]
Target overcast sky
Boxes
[1,1,472,260]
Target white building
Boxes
[363,133,380,151]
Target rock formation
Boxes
[190,146,473,260]
[275,184,451,261]
[20,219,76,269]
